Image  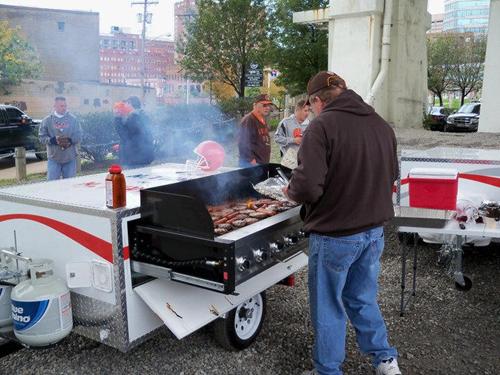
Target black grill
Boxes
[128,164,307,294]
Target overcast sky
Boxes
[0,0,445,38]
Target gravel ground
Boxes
[1,128,500,374]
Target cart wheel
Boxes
[213,291,266,351]
[455,276,472,292]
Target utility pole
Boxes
[131,0,159,103]
[176,7,196,105]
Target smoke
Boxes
[149,103,237,166]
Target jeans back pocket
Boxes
[322,237,362,272]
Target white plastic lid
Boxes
[409,167,458,179]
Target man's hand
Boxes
[282,185,289,198]
[56,136,71,149]
[250,159,257,165]
[293,137,302,145]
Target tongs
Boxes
[275,167,289,187]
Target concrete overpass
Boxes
[294,0,500,133]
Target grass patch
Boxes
[0,173,47,187]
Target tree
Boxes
[267,0,328,96]
[448,35,487,106]
[427,34,455,106]
[0,21,41,93]
[179,0,269,98]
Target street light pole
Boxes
[131,0,159,103]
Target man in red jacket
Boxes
[285,72,401,375]
[238,94,273,167]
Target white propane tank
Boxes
[0,285,12,327]
[11,259,73,347]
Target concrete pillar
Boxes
[327,0,429,127]
[479,0,500,133]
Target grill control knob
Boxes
[283,235,298,246]
[269,241,284,253]
[253,249,266,263]
[236,257,250,272]
[297,230,306,239]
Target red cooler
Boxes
[408,168,459,210]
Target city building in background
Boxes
[0,4,100,82]
[0,5,155,117]
[99,27,174,86]
[174,0,196,43]
[430,13,445,33]
[443,0,490,34]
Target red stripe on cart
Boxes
[458,174,500,187]
[0,214,113,263]
[123,246,129,260]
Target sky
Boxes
[0,0,445,38]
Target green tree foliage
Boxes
[427,34,455,106]
[267,0,328,96]
[0,21,41,93]
[179,0,269,98]
[448,35,487,106]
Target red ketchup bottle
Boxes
[105,165,126,208]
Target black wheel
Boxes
[455,276,472,291]
[213,292,266,350]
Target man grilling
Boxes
[284,71,401,375]
[238,94,273,167]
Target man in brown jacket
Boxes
[238,94,273,167]
[285,72,401,375]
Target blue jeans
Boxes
[308,227,397,375]
[47,159,77,180]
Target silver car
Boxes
[445,103,480,132]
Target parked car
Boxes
[427,106,453,131]
[445,102,480,132]
[0,104,45,159]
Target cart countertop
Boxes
[401,147,500,162]
[0,163,234,211]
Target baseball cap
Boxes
[307,71,347,97]
[254,94,273,105]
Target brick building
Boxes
[99,28,175,86]
[174,0,196,42]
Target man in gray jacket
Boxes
[39,97,82,180]
[274,99,310,157]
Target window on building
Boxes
[57,21,65,31]
[129,41,135,49]
[120,40,127,49]
[84,99,90,105]
[93,98,101,107]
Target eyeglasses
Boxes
[262,104,272,107]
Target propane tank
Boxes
[0,285,12,327]
[11,259,73,347]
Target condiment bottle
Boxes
[105,165,126,208]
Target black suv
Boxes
[445,102,480,132]
[0,104,44,159]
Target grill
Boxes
[129,164,307,294]
[454,118,471,125]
